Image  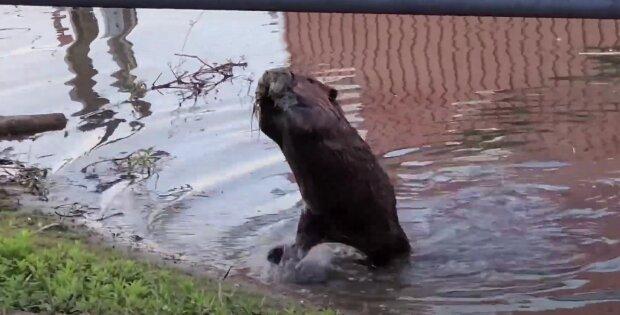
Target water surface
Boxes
[1,7,620,314]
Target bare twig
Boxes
[222,266,233,280]
[54,211,85,218]
[152,72,163,86]
[36,223,62,233]
[151,55,247,106]
[96,212,124,222]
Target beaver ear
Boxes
[328,88,338,103]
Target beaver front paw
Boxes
[267,245,284,264]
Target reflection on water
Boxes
[65,8,108,116]
[1,6,620,314]
[284,13,620,313]
[51,9,73,46]
[103,8,152,118]
[63,8,148,149]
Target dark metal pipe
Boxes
[2,0,620,19]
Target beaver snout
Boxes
[254,68,299,144]
[255,67,296,111]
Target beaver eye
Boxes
[329,88,338,102]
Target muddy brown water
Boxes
[2,6,620,314]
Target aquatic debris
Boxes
[126,80,148,101]
[35,222,66,233]
[129,234,144,242]
[0,159,49,200]
[124,147,164,177]
[53,202,98,218]
[151,54,247,105]
[95,211,124,222]
[221,266,232,280]
[81,147,170,184]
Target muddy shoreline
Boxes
[1,189,344,314]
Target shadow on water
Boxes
[2,8,620,314]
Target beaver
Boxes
[255,68,411,267]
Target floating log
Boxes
[0,113,68,137]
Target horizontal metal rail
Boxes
[2,0,620,19]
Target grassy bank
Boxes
[0,213,333,314]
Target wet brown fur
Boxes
[255,68,411,266]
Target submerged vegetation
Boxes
[0,213,335,315]
[81,147,171,191]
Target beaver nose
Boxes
[256,67,294,107]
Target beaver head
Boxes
[254,67,341,146]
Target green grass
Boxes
[0,214,334,315]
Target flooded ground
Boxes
[2,6,620,314]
